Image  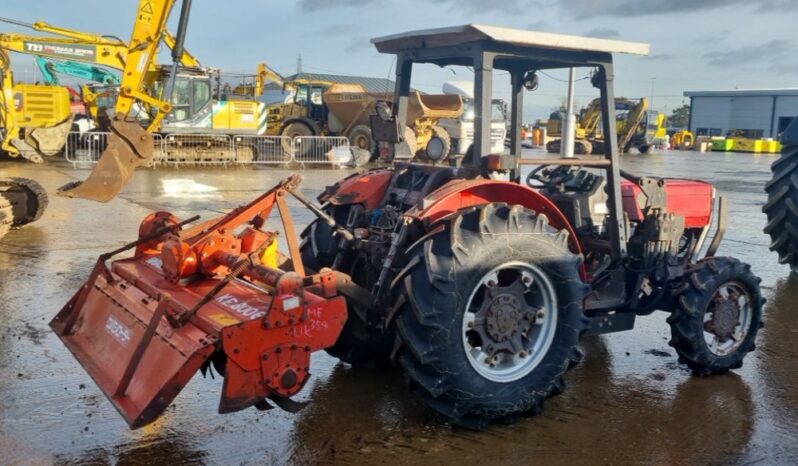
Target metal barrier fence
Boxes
[64,131,109,166]
[233,135,292,164]
[63,131,354,166]
[293,136,351,164]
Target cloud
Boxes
[585,27,620,39]
[702,39,794,67]
[563,0,796,18]
[344,36,372,54]
[643,53,676,61]
[317,24,355,37]
[297,0,382,12]
[693,30,731,45]
[430,0,547,13]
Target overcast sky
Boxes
[3,0,797,121]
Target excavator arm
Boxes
[58,0,189,203]
[35,57,121,85]
[617,97,649,153]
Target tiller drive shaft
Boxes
[50,175,347,429]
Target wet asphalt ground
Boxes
[0,150,796,465]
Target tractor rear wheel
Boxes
[667,257,763,375]
[0,194,12,240]
[0,177,48,227]
[763,143,798,272]
[394,203,588,427]
[299,206,395,368]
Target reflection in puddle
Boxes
[161,179,221,199]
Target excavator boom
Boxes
[57,0,181,202]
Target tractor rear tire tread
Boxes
[395,203,589,428]
[0,177,48,227]
[763,145,798,270]
[667,257,763,375]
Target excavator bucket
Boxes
[51,177,348,429]
[57,118,155,202]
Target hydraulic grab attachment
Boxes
[50,175,348,428]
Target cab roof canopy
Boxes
[371,24,650,70]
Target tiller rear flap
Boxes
[50,175,347,429]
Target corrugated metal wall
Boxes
[691,95,798,138]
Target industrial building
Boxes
[684,88,798,139]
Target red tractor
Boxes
[299,25,763,426]
[53,25,763,430]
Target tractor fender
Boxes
[320,168,393,210]
[281,117,321,135]
[407,179,583,256]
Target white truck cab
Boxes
[438,81,507,155]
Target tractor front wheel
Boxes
[395,203,588,427]
[667,257,763,375]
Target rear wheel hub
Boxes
[463,262,558,383]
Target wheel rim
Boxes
[462,261,558,383]
[353,134,369,149]
[703,281,752,356]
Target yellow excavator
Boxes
[0,11,276,169]
[0,47,74,163]
[546,97,663,154]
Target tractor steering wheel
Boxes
[526,164,581,189]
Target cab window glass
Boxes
[193,80,211,109]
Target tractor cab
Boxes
[368,24,657,262]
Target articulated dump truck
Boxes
[270,81,463,159]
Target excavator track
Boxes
[0,194,12,240]
[0,177,49,227]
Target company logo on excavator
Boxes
[24,41,96,60]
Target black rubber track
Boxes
[0,194,12,240]
[763,143,798,271]
[667,257,763,375]
[394,203,589,428]
[299,205,394,368]
[0,177,48,227]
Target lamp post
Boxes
[650,77,656,109]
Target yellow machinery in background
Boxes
[0,12,277,168]
[546,97,664,154]
[268,78,462,157]
[671,130,694,150]
[0,48,73,162]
